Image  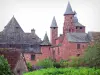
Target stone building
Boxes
[0,2,100,65]
[0,48,27,75]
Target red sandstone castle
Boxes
[0,2,100,65]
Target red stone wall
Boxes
[54,36,89,61]
[50,28,58,45]
[24,46,51,65]
[24,53,42,65]
[63,15,75,34]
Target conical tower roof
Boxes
[41,33,51,46]
[50,16,58,28]
[64,2,75,15]
[3,16,24,34]
[73,14,85,27]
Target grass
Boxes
[24,67,100,75]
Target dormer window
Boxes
[32,37,35,39]
[16,27,19,29]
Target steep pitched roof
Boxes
[67,33,90,43]
[3,16,24,34]
[73,15,85,27]
[41,33,51,46]
[64,2,75,15]
[0,49,21,70]
[50,16,58,28]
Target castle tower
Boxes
[50,16,58,45]
[40,33,51,59]
[63,2,75,35]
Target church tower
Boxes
[63,2,75,35]
[50,16,58,45]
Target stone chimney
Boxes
[31,28,35,34]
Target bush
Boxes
[24,67,100,75]
[68,56,81,67]
[26,62,33,71]
[59,59,68,68]
[53,62,61,68]
[0,56,12,75]
[36,58,54,68]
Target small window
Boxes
[77,54,80,57]
[77,44,80,49]
[17,69,20,74]
[30,45,33,48]
[69,29,71,32]
[31,55,35,60]
[80,27,82,29]
[58,47,60,55]
[76,27,78,29]
[53,27,56,29]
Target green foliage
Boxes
[26,62,33,71]
[36,58,54,68]
[24,67,100,75]
[53,62,61,68]
[0,56,12,75]
[68,56,81,67]
[83,42,100,68]
[59,59,68,68]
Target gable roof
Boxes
[64,2,75,15]
[40,33,51,46]
[50,16,58,28]
[67,33,90,43]
[3,16,24,34]
[0,16,42,53]
[0,48,21,70]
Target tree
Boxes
[83,42,100,68]
[0,56,12,75]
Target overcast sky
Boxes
[0,0,100,40]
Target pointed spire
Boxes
[41,32,51,46]
[50,16,58,28]
[64,1,75,15]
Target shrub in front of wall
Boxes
[36,58,54,68]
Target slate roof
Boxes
[0,48,21,70]
[0,16,42,53]
[50,16,58,28]
[40,33,51,46]
[73,15,85,27]
[67,33,90,43]
[64,2,75,15]
[88,32,100,42]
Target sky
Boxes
[0,0,100,40]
